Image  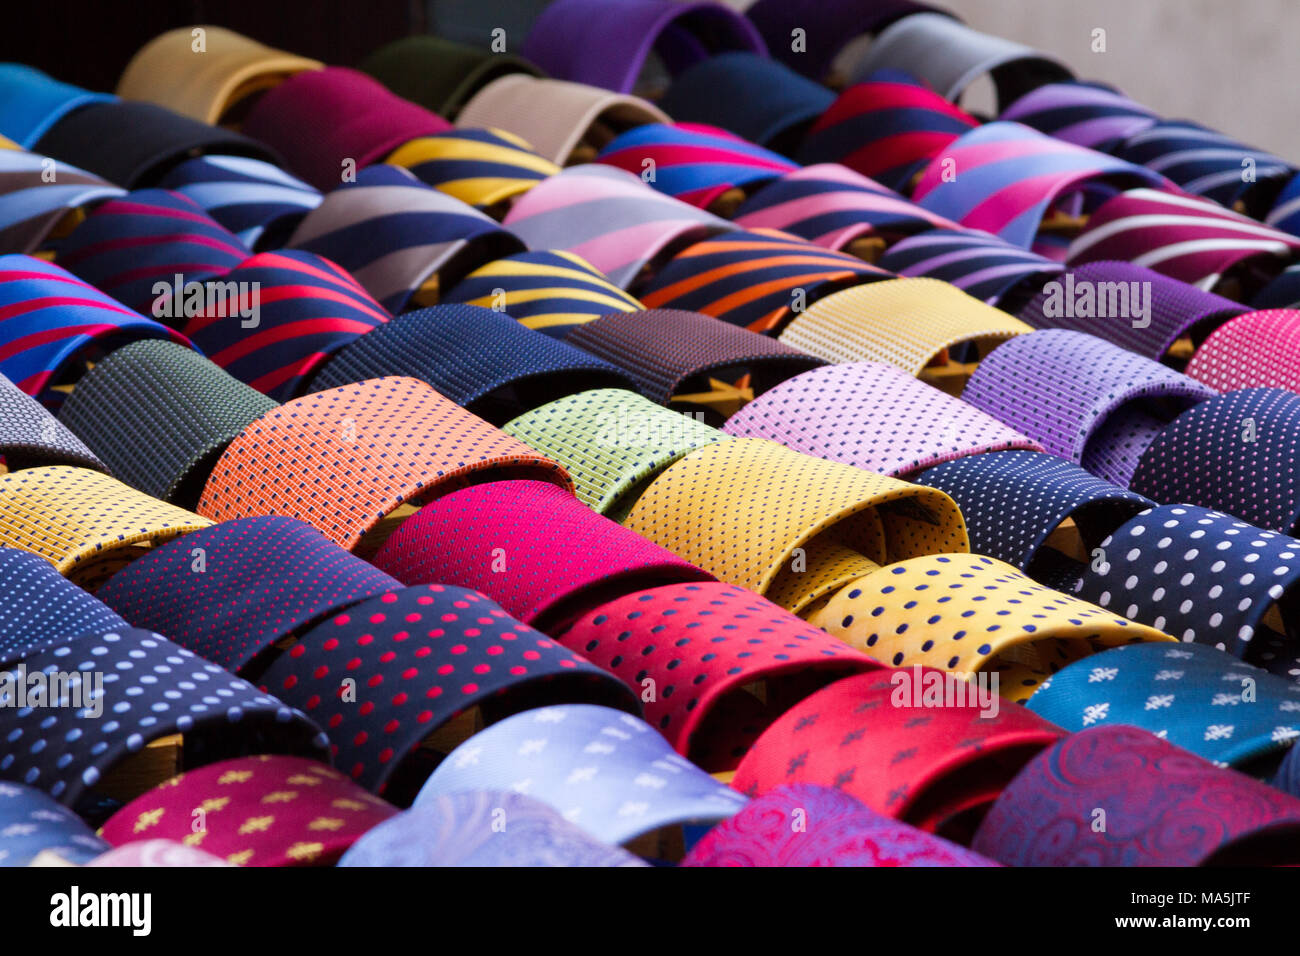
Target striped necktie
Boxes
[385,127,559,210]
[998,80,1160,153]
[0,145,124,255]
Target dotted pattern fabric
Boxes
[0,370,104,472]
[0,547,127,660]
[1186,310,1300,394]
[0,783,109,866]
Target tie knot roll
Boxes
[0,145,124,255]
[999,81,1160,153]
[386,127,559,211]
[0,547,126,658]
[0,783,109,866]
[359,35,544,119]
[0,64,115,149]
[1185,308,1300,393]
[0,371,104,472]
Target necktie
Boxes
[795,75,980,193]
[155,155,322,251]
[723,362,1042,479]
[637,228,892,334]
[998,80,1160,153]
[970,725,1300,866]
[850,13,1073,112]
[0,371,103,472]
[100,756,393,866]
[339,790,646,867]
[657,53,835,153]
[777,276,1032,377]
[0,630,328,808]
[56,340,278,507]
[0,146,124,255]
[0,64,115,149]
[1185,309,1300,393]
[287,164,523,314]
[454,75,669,166]
[1017,261,1247,361]
[502,164,735,291]
[385,128,560,210]
[500,388,726,518]
[681,783,999,867]
[1027,642,1300,780]
[195,376,571,554]
[414,704,748,847]
[731,670,1065,840]
[239,67,452,193]
[180,249,391,402]
[306,303,634,425]
[0,254,188,402]
[1130,389,1300,534]
[1253,264,1300,309]
[86,840,228,867]
[0,783,109,867]
[95,515,399,674]
[440,249,643,339]
[1074,504,1300,680]
[0,547,126,660]
[33,100,281,189]
[116,26,322,125]
[961,329,1215,487]
[563,308,825,405]
[1266,171,1300,239]
[371,479,715,630]
[622,438,969,615]
[0,466,211,590]
[520,0,765,95]
[560,581,879,770]
[52,189,251,318]
[257,583,640,795]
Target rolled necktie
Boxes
[87,840,228,867]
[961,329,1215,487]
[0,254,188,402]
[778,277,1032,376]
[359,35,544,119]
[1266,172,1300,239]
[96,516,399,674]
[521,0,765,95]
[57,340,277,507]
[0,146,124,255]
[723,362,1042,479]
[623,438,969,615]
[1018,261,1247,361]
[195,377,571,553]
[441,249,643,339]
[501,388,726,517]
[657,53,835,152]
[877,226,1064,309]
[916,449,1154,581]
[0,65,115,149]
[100,756,392,866]
[0,371,103,471]
[0,547,126,665]
[116,26,322,125]
[682,783,999,867]
[0,631,328,807]
[971,725,1300,866]
[1131,389,1300,534]
[502,164,734,291]
[1253,264,1300,309]
[560,582,879,770]
[0,466,211,590]
[850,13,1072,111]
[998,81,1160,153]
[564,308,825,405]
[0,783,108,867]
[306,303,635,424]
[732,670,1065,839]
[796,75,980,193]
[33,100,280,189]
[414,704,748,847]
[386,128,559,210]
[340,791,644,867]
[156,155,321,251]
[1185,309,1300,393]
[288,164,524,314]
[258,584,640,795]
[455,75,668,166]
[811,553,1172,702]
[53,189,251,319]
[910,121,1168,251]
[1075,504,1300,679]
[240,67,451,193]
[372,479,714,630]
[180,250,391,402]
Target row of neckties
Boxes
[2,0,1300,868]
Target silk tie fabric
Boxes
[0,547,126,659]
[359,35,544,119]
[86,840,229,868]
[998,81,1160,153]
[0,783,109,867]
[1184,309,1300,393]
[0,146,124,254]
[0,371,103,472]
[385,128,559,210]
[0,65,115,149]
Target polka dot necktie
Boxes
[0,783,109,866]
[1183,309,1300,393]
[385,127,560,210]
[0,144,124,255]
[997,80,1159,153]
[0,547,126,659]
[0,370,103,472]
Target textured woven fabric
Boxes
[386,128,559,209]
[876,226,1065,308]
[0,371,103,471]
[0,146,124,254]
[0,547,127,659]
[998,80,1160,153]
[359,35,544,119]
[1185,309,1300,393]
[0,64,115,149]
[196,376,571,553]
[0,783,109,867]
[57,340,278,507]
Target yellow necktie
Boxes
[386,127,560,210]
